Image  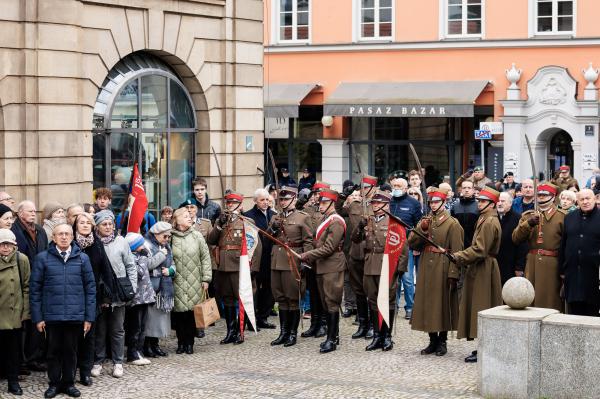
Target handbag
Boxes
[113,267,135,302]
[193,289,220,329]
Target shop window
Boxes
[278,0,310,43]
[444,0,483,38]
[534,0,574,34]
[358,0,394,40]
[293,105,323,139]
[93,52,197,220]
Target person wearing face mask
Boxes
[512,182,565,312]
[559,189,600,316]
[268,186,313,347]
[408,187,463,357]
[207,192,262,345]
[448,186,502,363]
[352,190,408,352]
[388,175,422,320]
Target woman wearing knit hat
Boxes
[42,202,66,243]
[0,204,14,230]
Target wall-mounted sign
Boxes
[479,121,503,135]
[323,104,473,118]
[585,125,595,137]
[265,117,289,139]
[245,136,254,152]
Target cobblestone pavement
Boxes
[10,312,479,399]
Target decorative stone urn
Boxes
[505,62,522,89]
[583,62,599,89]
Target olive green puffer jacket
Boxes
[171,228,212,312]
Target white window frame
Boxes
[529,0,576,37]
[352,0,395,42]
[272,0,311,44]
[440,0,485,39]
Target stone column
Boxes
[317,139,349,191]
[478,305,559,399]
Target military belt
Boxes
[221,245,241,251]
[529,249,558,257]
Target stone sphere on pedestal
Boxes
[502,277,535,309]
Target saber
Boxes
[211,146,227,207]
[351,143,368,217]
[268,148,280,210]
[524,135,539,213]
[409,143,429,214]
[381,209,453,261]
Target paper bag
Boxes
[193,290,220,329]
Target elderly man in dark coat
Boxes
[496,192,528,286]
[559,189,600,316]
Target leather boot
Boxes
[233,313,244,345]
[365,306,374,339]
[319,312,338,353]
[143,340,157,358]
[315,313,327,338]
[284,310,300,347]
[421,332,438,355]
[435,331,448,356]
[464,350,477,363]
[365,309,383,351]
[382,309,395,351]
[220,306,237,344]
[271,310,290,346]
[300,311,319,338]
[8,381,23,396]
[352,296,369,339]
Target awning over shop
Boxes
[264,83,320,118]
[324,80,489,118]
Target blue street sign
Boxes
[474,130,492,140]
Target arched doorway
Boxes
[548,130,573,177]
[92,52,197,218]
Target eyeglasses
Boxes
[408,192,420,196]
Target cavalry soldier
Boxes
[268,186,313,347]
[297,181,330,339]
[512,182,565,312]
[207,192,261,345]
[552,165,579,195]
[337,175,377,339]
[352,190,407,351]
[449,186,502,363]
[409,186,463,357]
[300,188,347,353]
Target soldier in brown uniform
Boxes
[552,165,579,194]
[512,182,565,312]
[337,175,377,339]
[269,186,313,347]
[301,188,347,353]
[207,192,262,345]
[297,181,330,338]
[449,186,502,363]
[409,187,463,357]
[352,190,408,351]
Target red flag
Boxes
[377,216,407,329]
[127,163,148,233]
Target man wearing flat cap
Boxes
[409,186,463,357]
[512,182,565,312]
[268,186,313,347]
[449,186,502,363]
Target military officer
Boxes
[300,188,347,353]
[297,181,330,339]
[269,186,313,347]
[409,186,463,357]
[449,186,502,363]
[352,190,408,352]
[552,165,579,195]
[512,182,565,312]
[337,175,377,339]
[207,192,261,345]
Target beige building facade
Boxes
[0,0,264,212]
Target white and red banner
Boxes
[238,220,259,337]
[377,216,407,329]
[127,163,148,233]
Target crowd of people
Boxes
[1,164,600,397]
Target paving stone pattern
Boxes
[12,315,479,399]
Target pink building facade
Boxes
[264,0,600,188]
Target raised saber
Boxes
[351,143,367,217]
[524,135,539,213]
[409,143,429,214]
[211,146,226,207]
[268,148,280,210]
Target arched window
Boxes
[93,52,197,218]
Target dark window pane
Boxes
[380,0,392,7]
[362,23,375,37]
[297,26,309,39]
[351,118,369,141]
[140,132,167,217]
[281,26,293,40]
[93,132,107,189]
[293,106,322,139]
[280,12,292,26]
[141,75,167,128]
[293,142,321,179]
[169,132,194,207]
[380,8,392,22]
[537,1,552,16]
[467,19,481,34]
[110,132,137,216]
[169,80,194,128]
[558,16,572,31]
[281,0,292,12]
[379,22,392,37]
[448,20,462,34]
[362,9,375,23]
[467,5,481,19]
[298,11,308,25]
[298,0,309,11]
[467,0,481,3]
[558,1,573,15]
[361,0,374,8]
[537,17,552,31]
[111,80,138,129]
[448,5,462,20]
[448,0,461,4]
[373,117,407,140]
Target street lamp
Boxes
[321,115,334,127]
